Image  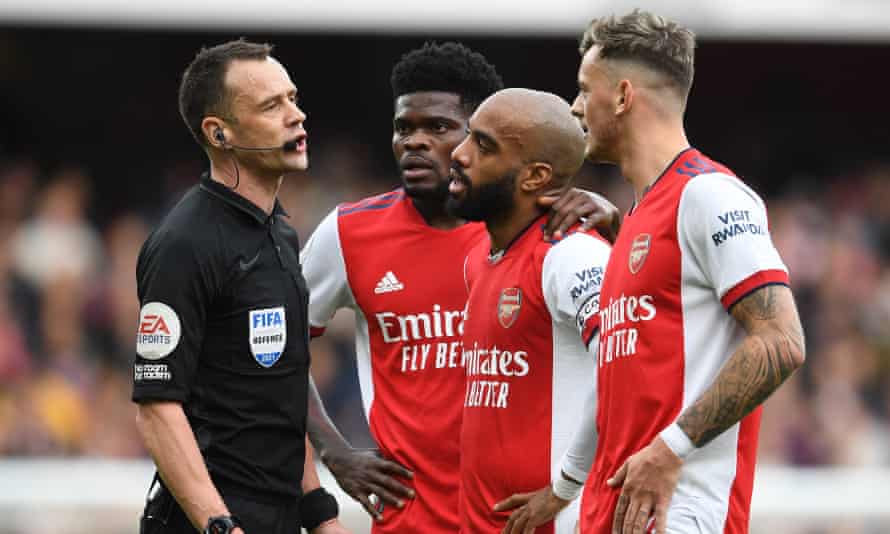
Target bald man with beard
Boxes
[447,89,610,534]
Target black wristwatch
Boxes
[204,515,241,534]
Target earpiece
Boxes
[214,129,226,145]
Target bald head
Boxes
[475,88,586,185]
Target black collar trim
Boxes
[199,173,288,225]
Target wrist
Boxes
[310,518,339,532]
[300,487,339,530]
[551,471,584,501]
[317,440,351,465]
[204,514,242,534]
[659,422,695,460]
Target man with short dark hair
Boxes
[569,10,805,534]
[133,39,331,534]
[298,42,620,534]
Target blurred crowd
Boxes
[0,148,888,468]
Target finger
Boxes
[372,457,415,479]
[655,501,668,534]
[623,495,642,534]
[354,493,382,521]
[556,199,589,236]
[632,505,652,534]
[365,481,405,509]
[543,209,568,239]
[369,467,415,498]
[629,495,653,534]
[536,194,558,208]
[522,507,540,534]
[501,509,517,534]
[542,192,576,237]
[612,493,629,534]
[581,208,608,231]
[494,492,533,512]
[510,509,530,534]
[608,462,629,487]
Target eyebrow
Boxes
[394,113,460,125]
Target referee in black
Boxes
[133,40,340,534]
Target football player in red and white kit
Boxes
[567,10,806,534]
[447,88,611,534]
[299,43,620,534]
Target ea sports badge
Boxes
[249,307,287,368]
[497,287,522,328]
[629,233,651,274]
[136,302,182,360]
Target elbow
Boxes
[790,327,807,369]
[781,329,806,372]
[786,348,805,376]
[135,401,178,450]
[135,403,156,446]
[790,343,806,371]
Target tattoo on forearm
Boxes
[740,284,779,320]
[677,286,804,448]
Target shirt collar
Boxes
[199,173,289,225]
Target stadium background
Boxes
[1,1,889,532]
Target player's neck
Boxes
[210,159,282,215]
[486,204,538,254]
[411,197,465,230]
[620,124,690,204]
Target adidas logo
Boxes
[374,271,404,294]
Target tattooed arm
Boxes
[607,284,805,534]
[675,284,806,446]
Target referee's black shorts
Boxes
[140,478,301,534]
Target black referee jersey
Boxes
[132,173,310,502]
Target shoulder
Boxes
[539,226,611,267]
[678,172,768,233]
[140,191,223,272]
[463,237,490,285]
[682,171,764,205]
[336,189,406,218]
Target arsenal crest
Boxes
[629,234,651,274]
[497,288,522,328]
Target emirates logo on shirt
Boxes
[629,234,651,274]
[497,287,522,328]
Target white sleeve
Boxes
[678,173,790,310]
[299,208,355,335]
[557,343,598,486]
[542,233,611,346]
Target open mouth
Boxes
[286,131,308,152]
[448,166,470,195]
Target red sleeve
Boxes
[310,326,326,338]
[721,269,790,311]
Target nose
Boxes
[288,102,307,126]
[570,94,583,118]
[403,131,430,151]
[451,136,471,168]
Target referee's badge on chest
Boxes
[249,307,287,368]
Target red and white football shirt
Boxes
[460,216,610,534]
[300,190,485,533]
[579,149,789,534]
